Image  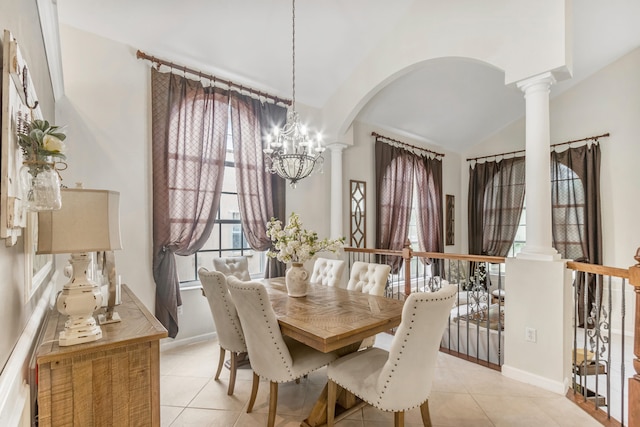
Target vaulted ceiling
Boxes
[57,0,640,153]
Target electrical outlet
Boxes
[525,327,537,343]
[177,305,184,315]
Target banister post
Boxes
[402,239,413,297]
[629,247,640,427]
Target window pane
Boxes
[221,166,236,193]
[176,254,196,282]
[218,193,240,220]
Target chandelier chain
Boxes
[291,0,296,110]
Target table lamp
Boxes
[37,188,122,346]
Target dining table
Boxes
[261,277,405,426]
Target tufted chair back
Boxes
[310,258,346,287]
[346,261,391,296]
[326,284,457,425]
[199,268,245,353]
[212,256,251,281]
[198,268,247,395]
[376,284,457,409]
[226,276,296,381]
[226,276,339,427]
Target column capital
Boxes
[516,71,556,94]
[327,142,348,152]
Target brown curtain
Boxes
[151,69,228,337]
[415,155,444,274]
[230,92,287,278]
[551,143,602,326]
[468,157,526,257]
[468,157,525,290]
[375,140,415,272]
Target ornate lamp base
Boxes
[56,253,103,346]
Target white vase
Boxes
[285,262,309,297]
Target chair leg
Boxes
[214,347,225,380]
[227,351,238,395]
[394,411,405,427]
[327,380,338,427]
[419,400,432,427]
[268,381,279,427]
[247,372,260,413]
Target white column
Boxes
[516,72,560,261]
[328,143,347,238]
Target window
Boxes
[175,116,266,285]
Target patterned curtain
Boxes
[230,92,287,278]
[375,140,415,272]
[551,143,602,326]
[468,157,525,289]
[415,155,444,274]
[467,157,526,257]
[151,69,228,337]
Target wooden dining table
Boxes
[261,277,405,426]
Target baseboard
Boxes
[501,364,568,395]
[160,332,217,352]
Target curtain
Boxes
[467,157,526,257]
[375,141,415,272]
[415,155,444,274]
[467,157,525,289]
[551,143,602,326]
[151,69,228,337]
[230,92,287,278]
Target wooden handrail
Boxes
[344,247,505,264]
[566,261,630,279]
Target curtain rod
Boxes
[466,132,610,162]
[136,50,292,106]
[371,132,445,158]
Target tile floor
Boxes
[160,334,602,427]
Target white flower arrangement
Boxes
[266,212,344,264]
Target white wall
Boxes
[321,0,570,141]
[57,25,154,308]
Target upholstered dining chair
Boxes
[347,261,392,348]
[346,261,391,296]
[226,276,339,427]
[198,268,247,395]
[326,284,457,427]
[212,256,251,281]
[310,257,346,287]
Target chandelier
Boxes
[264,0,324,189]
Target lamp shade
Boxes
[37,188,122,254]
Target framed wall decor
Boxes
[446,194,455,246]
[1,30,53,299]
[350,180,366,248]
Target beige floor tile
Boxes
[428,391,494,427]
[189,378,252,411]
[529,395,602,427]
[160,375,210,407]
[473,394,561,426]
[161,405,184,427]
[169,407,240,426]
[161,353,218,378]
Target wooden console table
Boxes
[36,285,167,426]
